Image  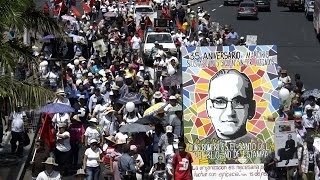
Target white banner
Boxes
[192,164,268,180]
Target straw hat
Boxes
[42,157,58,166]
[116,137,127,145]
[55,88,66,95]
[74,169,87,177]
[105,135,116,144]
[72,115,81,122]
[89,118,98,123]
[169,96,177,100]
[153,91,163,99]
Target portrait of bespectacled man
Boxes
[206,69,256,140]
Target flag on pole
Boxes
[39,113,55,151]
[161,6,170,19]
[175,17,185,33]
[71,6,81,17]
[82,2,92,13]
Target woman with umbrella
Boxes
[54,123,72,176]
[52,112,71,130]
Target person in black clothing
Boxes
[170,7,177,23]
[264,151,284,180]
[278,134,296,165]
[177,6,185,25]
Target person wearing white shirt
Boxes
[36,157,61,180]
[52,113,71,129]
[131,145,144,180]
[131,33,142,53]
[107,4,114,12]
[302,109,318,133]
[99,107,117,136]
[92,98,109,121]
[164,96,178,112]
[45,68,59,89]
[88,89,104,115]
[83,139,103,180]
[198,10,205,18]
[304,103,320,115]
[100,3,108,15]
[174,30,183,43]
[85,118,104,147]
[8,105,26,156]
[54,123,72,175]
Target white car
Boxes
[133,5,154,18]
[143,32,177,60]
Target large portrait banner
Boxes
[181,45,279,180]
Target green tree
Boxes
[0,0,63,109]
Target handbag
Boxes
[23,132,30,147]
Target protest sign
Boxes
[246,35,258,45]
[274,121,299,167]
[181,45,279,179]
[135,12,157,28]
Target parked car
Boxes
[133,5,154,18]
[254,0,271,11]
[224,0,243,6]
[237,1,259,20]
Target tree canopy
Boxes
[0,0,63,109]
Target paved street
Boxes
[195,0,320,89]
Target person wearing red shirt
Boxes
[172,142,193,180]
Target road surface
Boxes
[196,0,320,89]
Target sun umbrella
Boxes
[162,74,181,87]
[143,102,167,117]
[117,92,144,105]
[135,115,162,125]
[104,12,117,18]
[39,103,75,114]
[61,15,76,22]
[301,89,320,99]
[119,123,153,133]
